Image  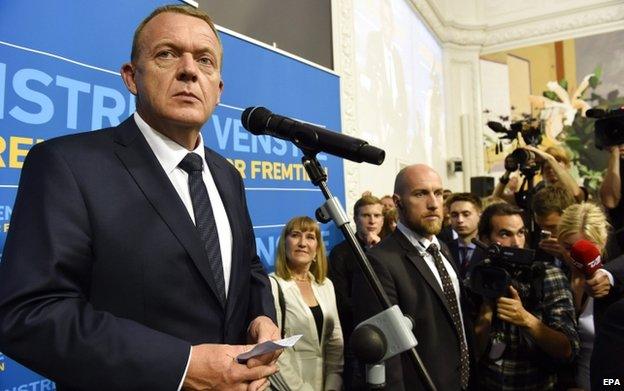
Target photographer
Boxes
[532,185,576,267]
[493,145,586,206]
[472,203,579,390]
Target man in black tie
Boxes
[445,192,483,280]
[0,5,278,390]
[353,164,475,390]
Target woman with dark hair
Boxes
[269,216,343,390]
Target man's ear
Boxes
[120,63,137,95]
[215,79,224,107]
[393,195,402,210]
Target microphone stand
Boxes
[300,150,437,391]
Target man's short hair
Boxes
[353,195,382,217]
[131,4,222,67]
[532,185,575,217]
[445,192,482,212]
[478,202,524,240]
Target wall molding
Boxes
[332,0,361,212]
[410,0,624,52]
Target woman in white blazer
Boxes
[269,216,343,391]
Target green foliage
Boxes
[558,68,624,197]
[543,91,560,102]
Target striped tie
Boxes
[179,153,226,304]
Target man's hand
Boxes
[248,315,280,344]
[585,269,612,298]
[497,286,538,328]
[539,238,566,259]
[523,145,554,165]
[246,315,282,390]
[182,343,278,391]
[362,231,381,247]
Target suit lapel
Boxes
[112,118,225,308]
[440,242,460,276]
[393,232,454,317]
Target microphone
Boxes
[486,121,509,134]
[241,107,385,165]
[569,239,603,277]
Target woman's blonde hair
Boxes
[275,216,328,283]
[558,203,611,251]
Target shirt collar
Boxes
[458,241,476,249]
[134,112,206,174]
[396,221,441,253]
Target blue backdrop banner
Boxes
[0,0,343,388]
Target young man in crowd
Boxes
[473,203,579,390]
[328,194,384,389]
[531,185,576,267]
[446,193,483,279]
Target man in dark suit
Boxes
[353,164,475,390]
[0,5,278,390]
[445,193,484,280]
[329,194,383,389]
[591,296,624,389]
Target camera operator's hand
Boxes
[600,145,624,209]
[607,144,624,156]
[585,269,612,298]
[523,145,584,202]
[497,286,538,328]
[498,287,574,360]
[539,237,567,259]
[523,145,553,166]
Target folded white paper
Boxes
[236,334,303,364]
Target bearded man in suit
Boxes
[354,164,475,390]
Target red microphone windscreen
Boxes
[570,239,603,277]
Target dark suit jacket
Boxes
[353,229,476,390]
[591,296,624,390]
[328,237,368,344]
[594,253,624,329]
[447,239,485,280]
[0,117,275,390]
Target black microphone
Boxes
[241,106,385,165]
[486,121,509,134]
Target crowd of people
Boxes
[0,4,622,391]
[264,142,624,390]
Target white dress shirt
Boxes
[396,221,468,345]
[134,112,234,390]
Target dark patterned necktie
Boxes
[459,245,469,266]
[179,153,226,304]
[427,243,469,389]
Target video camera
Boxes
[586,107,624,150]
[468,239,537,300]
[487,120,542,174]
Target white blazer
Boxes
[269,272,344,391]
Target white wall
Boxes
[333,0,624,214]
